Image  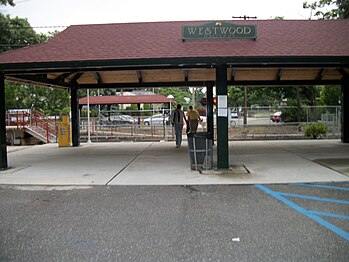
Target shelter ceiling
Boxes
[39,67,348,87]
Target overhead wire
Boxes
[0,24,68,30]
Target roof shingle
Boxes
[0,20,348,65]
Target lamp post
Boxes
[167,95,174,115]
[166,95,174,142]
[87,89,92,143]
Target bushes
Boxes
[304,122,328,139]
[282,105,307,123]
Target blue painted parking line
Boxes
[307,210,349,220]
[292,183,349,191]
[276,192,349,205]
[256,184,349,242]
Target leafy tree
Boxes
[1,9,70,116]
[0,13,48,53]
[5,83,69,115]
[0,0,14,7]
[228,86,288,108]
[282,99,307,122]
[318,85,341,105]
[228,86,244,107]
[156,87,192,110]
[303,0,349,19]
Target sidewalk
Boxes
[0,140,348,185]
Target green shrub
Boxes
[282,106,307,123]
[304,122,328,139]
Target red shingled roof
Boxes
[0,20,348,65]
[79,94,174,105]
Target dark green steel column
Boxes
[71,85,80,147]
[0,72,8,170]
[216,65,229,169]
[341,77,349,143]
[206,82,214,141]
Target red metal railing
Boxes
[6,110,58,143]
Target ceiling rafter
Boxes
[78,79,340,89]
[10,74,74,88]
[94,72,103,84]
[70,72,83,84]
[54,72,73,82]
[276,68,283,81]
[231,69,237,81]
[184,70,189,82]
[315,68,326,81]
[136,70,143,83]
[337,68,349,78]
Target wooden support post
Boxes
[71,85,80,147]
[206,82,214,141]
[0,72,8,170]
[216,65,229,169]
[341,77,349,143]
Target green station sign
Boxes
[183,22,256,40]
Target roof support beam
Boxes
[70,73,83,84]
[338,68,349,78]
[2,56,348,74]
[8,74,74,88]
[228,79,340,86]
[78,79,340,89]
[316,68,326,81]
[231,69,236,81]
[79,81,207,89]
[184,70,188,82]
[136,70,143,83]
[55,72,73,82]
[276,68,283,81]
[94,72,103,84]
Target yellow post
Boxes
[58,116,71,147]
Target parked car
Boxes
[230,108,238,118]
[121,115,137,124]
[144,114,169,126]
[109,115,135,125]
[270,111,282,123]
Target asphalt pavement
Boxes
[1,139,348,261]
[0,183,348,261]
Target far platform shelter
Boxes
[0,20,349,170]
[78,94,174,109]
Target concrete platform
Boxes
[1,140,348,185]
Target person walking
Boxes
[171,104,187,148]
[186,105,201,134]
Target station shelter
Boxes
[78,94,174,112]
[0,19,348,170]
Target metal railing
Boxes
[79,106,341,142]
[6,110,58,143]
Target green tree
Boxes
[228,86,244,107]
[303,0,349,19]
[0,0,14,7]
[228,86,287,108]
[156,87,192,109]
[5,83,69,115]
[318,85,341,105]
[0,13,48,53]
[1,8,69,115]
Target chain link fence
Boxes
[79,106,341,142]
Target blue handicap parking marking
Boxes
[291,183,349,192]
[256,184,349,242]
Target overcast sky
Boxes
[2,0,314,33]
